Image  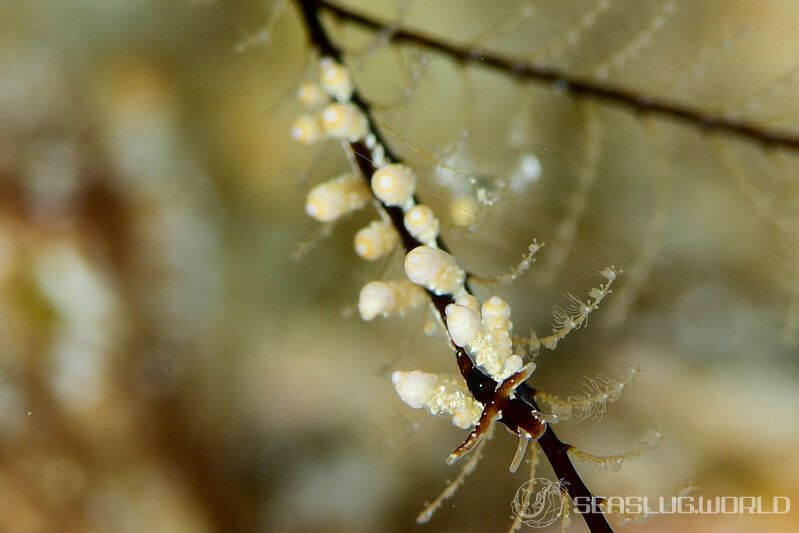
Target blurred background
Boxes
[0,0,797,531]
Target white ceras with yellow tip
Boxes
[318,57,353,102]
[291,114,322,145]
[481,295,512,330]
[455,293,480,313]
[371,164,416,210]
[296,82,329,109]
[445,295,526,381]
[391,370,482,429]
[304,172,370,223]
[358,280,426,321]
[404,245,465,296]
[353,220,398,261]
[403,204,440,245]
[320,103,368,142]
[391,370,437,409]
[444,303,481,347]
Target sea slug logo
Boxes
[511,478,566,528]
[513,480,791,528]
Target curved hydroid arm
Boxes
[312,0,799,152]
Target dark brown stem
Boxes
[295,0,613,531]
[314,0,799,153]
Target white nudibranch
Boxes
[354,220,399,261]
[319,57,354,102]
[358,280,426,320]
[320,103,368,141]
[296,82,329,109]
[403,204,440,244]
[391,370,482,429]
[305,173,370,222]
[371,164,416,208]
[291,114,322,145]
[404,246,465,296]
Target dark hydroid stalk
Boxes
[314,0,799,153]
